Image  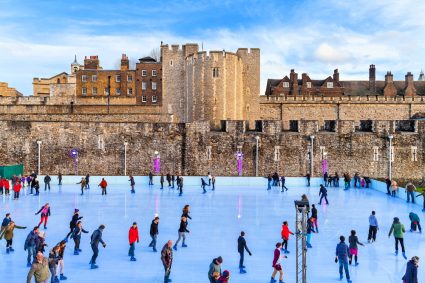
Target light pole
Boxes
[388,135,393,180]
[309,136,315,177]
[36,141,42,174]
[255,136,260,176]
[124,141,128,176]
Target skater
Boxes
[311,204,318,232]
[348,230,364,265]
[306,216,314,248]
[344,173,350,190]
[354,172,360,188]
[406,182,416,203]
[48,245,61,283]
[71,221,88,255]
[217,270,230,283]
[36,231,47,253]
[281,221,294,253]
[0,176,3,195]
[201,178,208,193]
[323,172,328,186]
[129,175,135,193]
[0,221,26,253]
[149,216,159,252]
[280,175,288,192]
[13,181,22,200]
[148,171,154,186]
[318,184,329,205]
[26,251,50,283]
[1,213,12,233]
[306,173,311,187]
[35,203,51,229]
[208,172,212,186]
[334,172,340,187]
[161,240,173,283]
[388,217,407,259]
[301,194,310,214]
[270,242,287,283]
[85,174,90,190]
[385,177,392,195]
[266,174,272,190]
[44,175,51,191]
[24,227,40,266]
[4,178,10,195]
[76,177,86,195]
[212,176,216,190]
[128,222,139,261]
[237,231,252,273]
[409,212,422,233]
[173,216,189,250]
[402,256,419,283]
[178,176,184,196]
[34,179,40,196]
[391,180,398,197]
[166,173,171,187]
[367,211,379,243]
[182,205,192,220]
[171,174,175,188]
[58,172,62,186]
[160,174,164,190]
[66,209,83,239]
[56,240,67,281]
[90,224,106,269]
[98,178,107,195]
[208,256,223,283]
[335,236,352,283]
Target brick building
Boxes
[135,56,162,105]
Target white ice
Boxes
[0,177,423,283]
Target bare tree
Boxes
[149,48,160,62]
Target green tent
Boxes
[0,164,24,179]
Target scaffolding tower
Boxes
[294,200,308,283]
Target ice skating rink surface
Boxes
[0,179,423,282]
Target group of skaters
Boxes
[318,172,371,189]
[266,172,289,192]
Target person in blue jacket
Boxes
[335,235,352,283]
[24,226,40,267]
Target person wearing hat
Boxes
[90,224,106,269]
[208,256,223,283]
[217,270,230,283]
[128,222,139,261]
[66,209,83,240]
[402,256,420,283]
[149,216,159,252]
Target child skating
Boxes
[128,222,139,261]
[348,230,364,266]
[270,242,287,283]
[408,212,422,233]
[281,221,294,254]
[35,203,51,229]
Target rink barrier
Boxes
[370,179,423,206]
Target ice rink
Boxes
[0,177,424,282]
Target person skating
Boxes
[385,177,392,195]
[166,173,171,187]
[71,221,88,255]
[25,227,40,267]
[182,205,192,220]
[35,203,51,229]
[98,178,107,195]
[26,251,50,283]
[161,240,173,283]
[348,230,364,266]
[318,184,329,205]
[90,224,106,269]
[58,172,62,186]
[44,175,51,191]
[148,171,154,186]
[85,174,90,190]
[4,178,10,196]
[160,174,164,190]
[391,180,398,197]
[406,182,416,203]
[129,175,135,193]
[173,216,189,250]
[208,172,212,186]
[1,213,12,233]
[409,212,422,233]
[178,176,184,196]
[66,209,83,240]
[212,176,216,190]
[306,173,311,187]
[48,245,61,283]
[13,181,22,200]
[34,179,40,196]
[388,217,407,259]
[335,236,352,283]
[402,256,419,283]
[270,242,287,283]
[171,174,175,189]
[280,176,288,192]
[238,231,252,273]
[0,176,4,195]
[367,211,379,243]
[301,194,310,215]
[281,221,294,253]
[208,256,223,283]
[76,177,86,195]
[266,174,272,190]
[36,231,47,254]
[128,222,139,261]
[56,240,67,281]
[217,270,230,283]
[306,216,314,248]
[0,220,26,253]
[149,216,159,252]
[311,204,319,233]
[201,178,208,193]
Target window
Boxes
[57,78,60,84]
[412,146,418,162]
[141,70,147,76]
[170,60,173,66]
[116,88,121,95]
[323,120,336,132]
[92,75,97,82]
[289,120,299,132]
[357,120,373,132]
[82,87,87,95]
[115,75,121,82]
[127,88,133,95]
[212,67,220,78]
[274,146,281,162]
[152,95,157,103]
[142,96,147,103]
[92,87,98,95]
[395,120,415,132]
[306,82,311,88]
[104,88,109,95]
[81,75,87,82]
[206,146,212,161]
[152,70,157,76]
[282,82,289,88]
[127,75,133,82]
[152,82,157,90]
[142,82,147,90]
[373,146,379,161]
[320,146,326,160]
[326,82,333,88]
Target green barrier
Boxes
[0,164,24,179]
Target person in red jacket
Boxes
[281,221,294,254]
[99,178,107,195]
[128,222,139,261]
[270,242,287,283]
[4,179,10,195]
[13,182,22,200]
[217,270,230,283]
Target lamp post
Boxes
[36,141,42,174]
[388,135,393,180]
[124,141,128,176]
[107,75,111,114]
[255,136,260,177]
[309,136,315,177]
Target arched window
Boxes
[57,78,60,84]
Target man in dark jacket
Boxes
[85,174,90,190]
[237,231,252,274]
[318,184,329,205]
[402,256,419,283]
[335,236,352,283]
[149,216,159,252]
[161,240,173,283]
[149,172,154,186]
[24,226,39,267]
[89,225,106,269]
[385,177,392,195]
[44,175,51,191]
[66,209,83,239]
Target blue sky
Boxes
[0,0,424,95]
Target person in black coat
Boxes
[178,176,184,196]
[66,209,83,239]
[71,221,88,255]
[149,216,159,252]
[89,225,106,269]
[318,184,329,205]
[201,178,208,194]
[173,217,189,250]
[148,172,154,186]
[43,175,51,191]
[237,231,252,274]
[402,256,419,283]
[385,177,392,195]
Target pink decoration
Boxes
[322,159,327,174]
[236,152,243,176]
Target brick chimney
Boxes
[383,71,397,96]
[369,64,376,92]
[404,72,416,96]
[84,55,100,70]
[333,69,339,82]
[121,54,129,71]
[290,69,299,95]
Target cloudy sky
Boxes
[0,0,424,95]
